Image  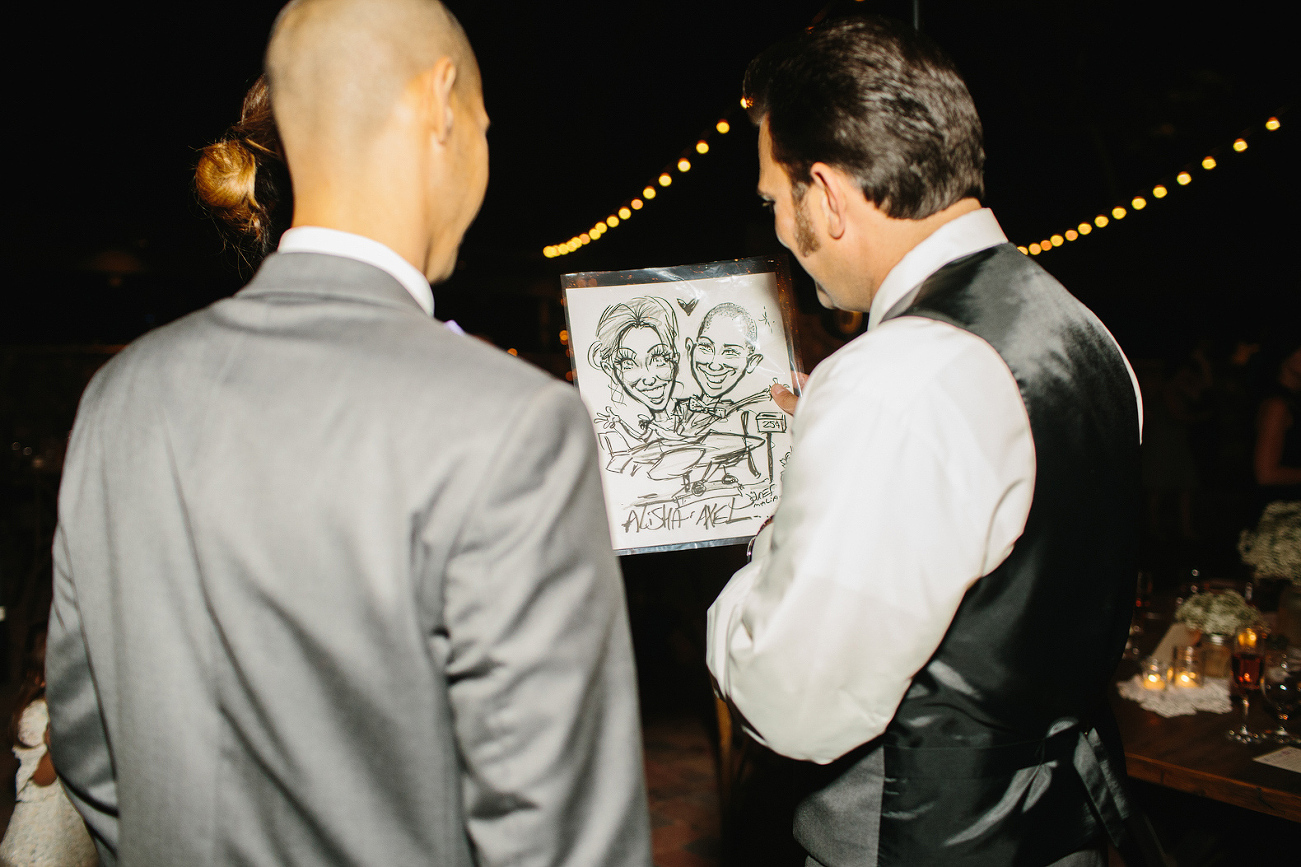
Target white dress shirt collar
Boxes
[867,208,1008,330]
[277,226,435,317]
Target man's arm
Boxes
[441,381,651,867]
[47,524,121,865]
[707,320,1035,764]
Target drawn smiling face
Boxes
[612,326,677,411]
[688,314,760,399]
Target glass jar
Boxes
[1201,633,1231,678]
[1171,645,1202,688]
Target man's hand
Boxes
[770,373,810,416]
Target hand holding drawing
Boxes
[770,372,810,416]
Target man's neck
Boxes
[860,198,983,310]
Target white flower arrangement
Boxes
[1174,590,1264,636]
[1238,500,1301,584]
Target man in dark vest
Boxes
[706,16,1143,866]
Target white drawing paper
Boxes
[563,258,801,555]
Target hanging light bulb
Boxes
[1201,156,1216,170]
[677,158,692,172]
[1265,117,1281,131]
[1176,172,1192,185]
[1095,215,1109,228]
[1065,229,1078,241]
[716,119,731,134]
[643,186,657,199]
[1131,196,1147,210]
[696,141,709,154]
[658,173,672,187]
[1028,243,1042,255]
[1153,185,1168,198]
[1078,222,1092,235]
[1233,138,1248,152]
[618,207,631,220]
[1111,206,1127,220]
[631,199,644,210]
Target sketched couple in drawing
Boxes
[587,295,781,500]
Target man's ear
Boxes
[808,162,848,241]
[685,338,695,356]
[420,57,459,145]
[745,353,763,374]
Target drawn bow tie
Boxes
[687,397,731,418]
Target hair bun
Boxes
[195,75,289,257]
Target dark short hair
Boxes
[743,15,984,220]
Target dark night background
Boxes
[2,0,1294,350]
[0,1,1297,857]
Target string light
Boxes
[543,105,738,257]
[1017,111,1283,257]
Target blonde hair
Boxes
[195,75,290,257]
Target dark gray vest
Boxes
[795,245,1140,866]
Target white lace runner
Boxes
[1116,675,1233,717]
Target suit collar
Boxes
[238,252,428,316]
[276,226,434,316]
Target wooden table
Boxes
[1111,614,1301,822]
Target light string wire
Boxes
[542,0,851,260]
[1017,110,1286,257]
[541,111,741,259]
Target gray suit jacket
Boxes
[46,252,651,866]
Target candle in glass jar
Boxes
[1172,646,1202,688]
[1140,656,1167,690]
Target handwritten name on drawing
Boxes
[622,497,748,533]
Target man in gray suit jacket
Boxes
[45,1,651,864]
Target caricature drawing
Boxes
[565,260,799,553]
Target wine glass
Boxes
[1226,625,1266,744]
[1260,650,1300,745]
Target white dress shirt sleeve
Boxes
[706,316,1036,764]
